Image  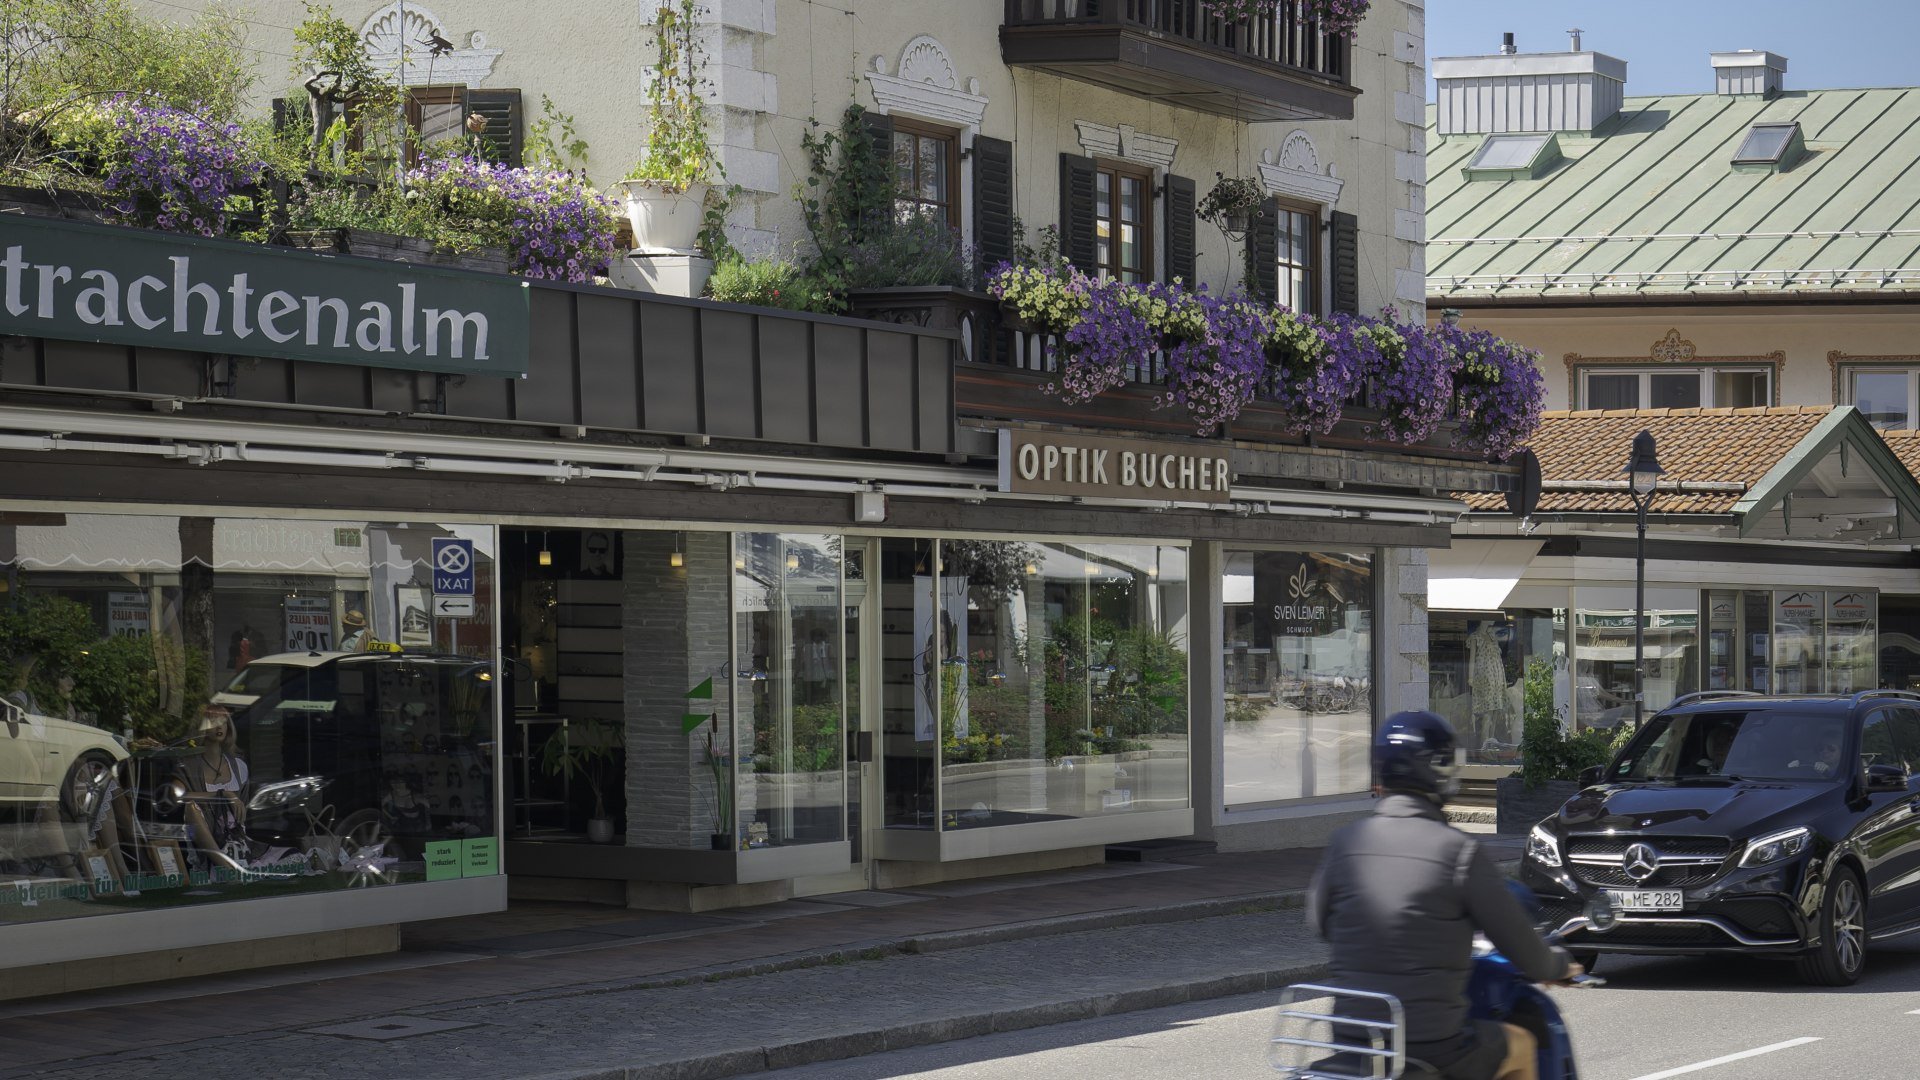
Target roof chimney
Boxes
[1500,32,1516,55]
[1712,50,1787,97]
[1568,28,1583,52]
[1433,37,1628,136]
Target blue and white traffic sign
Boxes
[432,538,475,596]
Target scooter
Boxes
[1268,889,1616,1079]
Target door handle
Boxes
[847,730,873,764]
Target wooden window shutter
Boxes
[1247,197,1282,304]
[1331,210,1360,314]
[1058,154,1098,275]
[464,88,524,167]
[973,135,1016,275]
[1164,173,1197,286]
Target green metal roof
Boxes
[1426,88,1920,300]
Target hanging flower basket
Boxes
[1198,175,1266,240]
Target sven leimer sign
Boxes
[997,429,1233,504]
[0,214,529,377]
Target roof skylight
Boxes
[1461,133,1561,181]
[1733,122,1803,169]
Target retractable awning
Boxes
[1428,539,1542,611]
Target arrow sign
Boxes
[435,595,475,618]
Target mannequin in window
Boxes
[1467,623,1511,746]
[180,704,252,868]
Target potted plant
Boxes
[540,719,623,843]
[1198,174,1266,240]
[1494,659,1615,833]
[621,0,717,251]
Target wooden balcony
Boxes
[1002,0,1358,122]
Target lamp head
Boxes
[1624,430,1664,497]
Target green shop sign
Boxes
[0,215,529,377]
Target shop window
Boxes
[1573,588,1699,729]
[1846,367,1920,430]
[1222,550,1373,807]
[1427,609,1567,764]
[891,117,960,229]
[1578,367,1770,410]
[0,514,498,922]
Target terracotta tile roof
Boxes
[1883,429,1920,477]
[1463,406,1834,515]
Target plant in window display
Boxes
[539,718,623,843]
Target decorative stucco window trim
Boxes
[865,36,989,130]
[1828,351,1920,403]
[1258,131,1343,207]
[1564,330,1784,406]
[1073,121,1179,171]
[360,3,500,88]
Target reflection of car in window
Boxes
[0,692,128,820]
[1523,690,1920,987]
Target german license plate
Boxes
[1607,889,1683,912]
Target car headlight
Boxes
[1738,826,1812,868]
[248,776,323,812]
[1527,823,1563,867]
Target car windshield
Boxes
[1612,710,1851,783]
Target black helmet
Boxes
[1374,710,1464,800]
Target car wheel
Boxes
[1797,865,1867,986]
[60,752,116,822]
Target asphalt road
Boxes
[754,941,1920,1080]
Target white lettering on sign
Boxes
[997,429,1234,504]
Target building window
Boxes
[891,118,960,229]
[404,86,469,163]
[1578,367,1771,410]
[1222,550,1373,807]
[1846,367,1920,429]
[1274,202,1320,314]
[1095,161,1153,283]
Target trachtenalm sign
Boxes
[0,215,529,377]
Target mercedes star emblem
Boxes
[1622,842,1660,882]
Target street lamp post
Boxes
[1624,431,1665,731]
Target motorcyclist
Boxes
[1307,711,1577,1080]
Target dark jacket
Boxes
[1306,793,1571,1043]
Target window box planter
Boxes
[0,183,112,224]
[280,228,512,276]
[846,286,1001,364]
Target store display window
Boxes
[1,514,499,924]
[1428,609,1568,762]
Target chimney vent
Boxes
[1433,39,1628,136]
[1500,32,1516,55]
[1568,28,1583,52]
[1711,50,1787,97]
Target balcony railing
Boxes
[1002,1,1355,119]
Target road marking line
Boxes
[1626,1037,1823,1080]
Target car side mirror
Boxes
[1577,766,1604,789]
[1866,762,1910,793]
[3,700,20,739]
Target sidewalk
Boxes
[0,837,1521,1079]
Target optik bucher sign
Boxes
[0,214,529,377]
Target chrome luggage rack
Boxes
[1269,983,1417,1078]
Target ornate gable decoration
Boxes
[360,3,500,88]
[1258,131,1343,207]
[1649,329,1697,363]
[866,36,989,129]
[1073,121,1178,170]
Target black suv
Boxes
[1521,690,1920,985]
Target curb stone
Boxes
[527,960,1331,1080]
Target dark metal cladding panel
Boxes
[757,318,813,445]
[865,329,915,451]
[289,358,370,410]
[444,370,513,418]
[0,337,32,384]
[576,292,640,430]
[133,348,206,398]
[639,302,700,435]
[368,368,422,412]
[700,309,758,439]
[44,339,132,392]
[916,338,952,453]
[515,287,581,424]
[233,355,292,402]
[813,323,866,447]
